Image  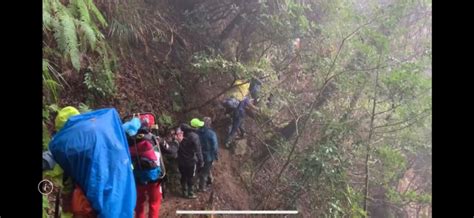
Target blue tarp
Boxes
[49,108,136,218]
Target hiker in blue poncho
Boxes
[49,107,136,217]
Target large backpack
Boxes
[124,113,166,185]
[249,78,262,100]
[222,97,240,113]
[129,134,161,184]
[50,108,136,217]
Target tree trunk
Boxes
[364,55,382,214]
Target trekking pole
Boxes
[54,188,61,218]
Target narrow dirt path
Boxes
[160,129,252,217]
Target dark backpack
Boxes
[222,97,240,112]
[249,78,262,99]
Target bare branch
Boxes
[375,113,431,134]
[374,108,431,129]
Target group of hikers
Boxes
[42,77,263,218]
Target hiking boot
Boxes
[187,186,198,198]
[181,187,188,198]
[197,185,207,192]
[225,141,231,149]
[187,191,197,199]
[207,177,213,186]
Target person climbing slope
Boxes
[224,96,259,148]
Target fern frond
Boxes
[44,0,117,96]
[43,0,51,14]
[73,0,92,24]
[47,0,63,34]
[85,0,108,27]
[43,46,63,60]
[43,11,53,30]
[43,78,61,102]
[59,11,81,70]
[43,59,62,102]
[53,27,67,54]
[66,0,79,18]
[43,59,48,72]
[103,68,116,94]
[43,0,49,10]
[93,24,105,40]
[49,0,61,14]
[78,21,97,49]
[105,43,118,67]
[43,79,61,89]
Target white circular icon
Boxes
[38,179,54,195]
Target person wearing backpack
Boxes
[177,122,204,199]
[125,117,164,218]
[46,106,92,217]
[249,77,263,105]
[51,106,97,218]
[222,96,240,115]
[44,107,80,171]
[195,117,219,192]
[224,96,259,147]
[50,107,136,218]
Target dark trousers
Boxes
[162,157,179,198]
[178,164,196,191]
[225,113,244,144]
[198,161,213,188]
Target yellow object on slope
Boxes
[228,79,250,101]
